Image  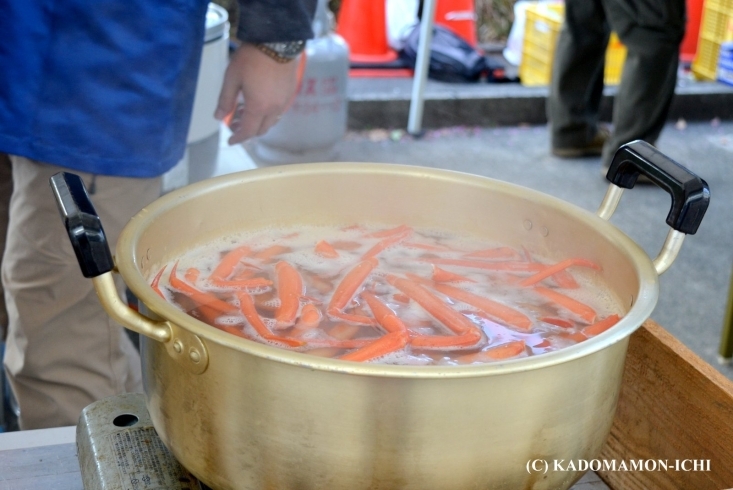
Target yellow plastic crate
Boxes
[605,34,626,84]
[691,0,733,81]
[519,3,627,86]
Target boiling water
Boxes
[150,224,623,365]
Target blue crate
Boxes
[717,42,733,86]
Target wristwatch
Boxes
[255,41,306,63]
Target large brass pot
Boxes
[52,141,708,489]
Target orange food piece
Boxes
[361,295,393,326]
[431,283,532,331]
[330,240,362,251]
[168,262,237,316]
[315,240,340,258]
[392,293,410,304]
[340,330,410,362]
[192,303,221,325]
[304,272,334,295]
[185,268,200,283]
[328,323,361,340]
[273,261,303,328]
[253,291,278,311]
[552,270,579,289]
[456,340,526,363]
[254,245,291,262]
[556,331,588,343]
[532,339,552,349]
[327,258,378,325]
[581,314,621,337]
[209,245,253,282]
[230,267,256,281]
[534,286,597,324]
[403,272,434,286]
[237,291,304,348]
[519,258,601,288]
[424,258,545,272]
[365,224,412,238]
[386,275,479,336]
[294,303,323,331]
[410,329,482,349]
[151,266,166,298]
[208,277,273,290]
[305,338,372,349]
[403,241,453,252]
[462,246,523,261]
[539,317,574,329]
[362,229,411,259]
[431,265,476,283]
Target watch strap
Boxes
[255,41,306,63]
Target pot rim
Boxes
[118,163,659,378]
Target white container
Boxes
[163,3,229,192]
[188,3,229,146]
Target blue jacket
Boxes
[0,0,315,178]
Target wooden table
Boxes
[598,320,733,489]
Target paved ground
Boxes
[311,119,733,378]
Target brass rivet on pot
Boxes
[173,340,183,354]
[189,349,201,364]
[523,220,532,231]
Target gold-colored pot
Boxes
[56,143,708,490]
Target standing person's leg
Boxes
[0,155,11,342]
[547,0,611,156]
[600,0,686,169]
[2,156,161,429]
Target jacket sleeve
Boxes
[236,0,317,43]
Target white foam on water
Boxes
[151,223,625,365]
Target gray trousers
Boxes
[546,0,686,167]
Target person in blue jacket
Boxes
[0,0,316,430]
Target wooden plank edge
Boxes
[598,320,733,490]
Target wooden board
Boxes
[0,443,82,490]
[598,320,733,489]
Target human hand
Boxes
[214,43,301,145]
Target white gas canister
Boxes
[252,0,349,164]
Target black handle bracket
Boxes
[606,140,710,235]
[50,172,114,278]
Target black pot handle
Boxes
[605,140,710,235]
[50,172,114,278]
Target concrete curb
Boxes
[347,78,733,130]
